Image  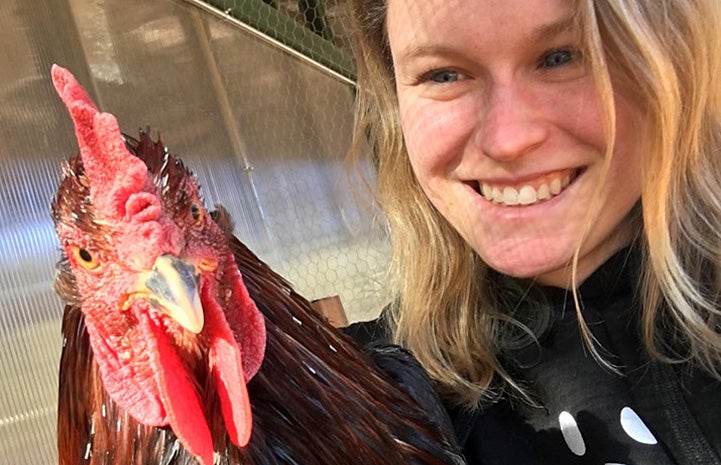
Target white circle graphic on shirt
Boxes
[620,407,658,445]
[559,411,586,456]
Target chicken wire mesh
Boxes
[0,0,390,463]
[198,0,356,79]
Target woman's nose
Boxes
[477,83,548,161]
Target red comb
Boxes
[51,65,149,220]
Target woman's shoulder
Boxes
[343,316,392,347]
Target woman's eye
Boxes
[541,49,576,68]
[421,69,460,84]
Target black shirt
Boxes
[460,248,721,464]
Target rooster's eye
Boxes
[72,247,100,270]
[190,203,204,225]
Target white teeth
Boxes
[502,187,519,205]
[537,183,550,200]
[550,178,562,195]
[478,172,576,206]
[481,184,492,199]
[518,186,537,205]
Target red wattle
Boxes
[202,280,253,447]
[222,253,266,381]
[83,311,167,426]
[141,312,214,465]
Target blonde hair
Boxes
[350,0,721,407]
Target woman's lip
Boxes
[472,167,579,189]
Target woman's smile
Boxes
[472,167,580,206]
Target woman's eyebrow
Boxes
[531,14,577,42]
[394,44,462,65]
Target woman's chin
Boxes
[477,239,576,287]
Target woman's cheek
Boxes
[401,97,477,172]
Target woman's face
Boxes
[387,0,645,287]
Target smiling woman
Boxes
[348,0,721,463]
[387,0,644,286]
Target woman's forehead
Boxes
[385,0,580,63]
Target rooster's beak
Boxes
[136,254,205,333]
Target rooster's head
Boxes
[50,65,266,465]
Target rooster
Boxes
[50,65,464,465]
